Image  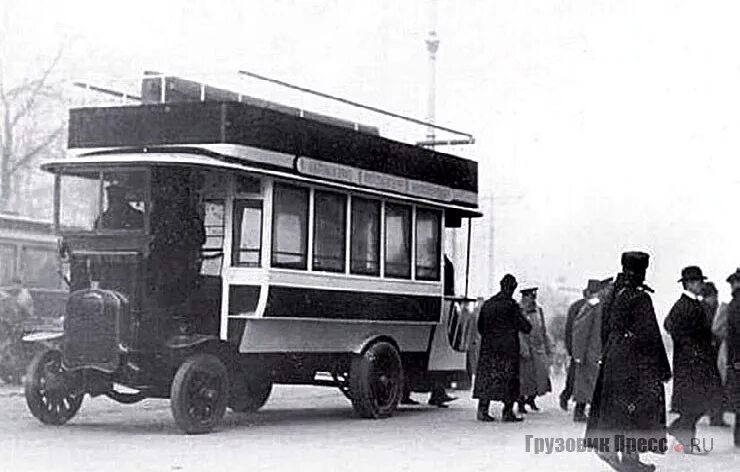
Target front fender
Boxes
[163,334,237,369]
[164,334,220,350]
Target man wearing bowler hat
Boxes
[724,268,740,447]
[664,266,722,453]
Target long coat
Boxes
[473,292,532,402]
[664,294,723,414]
[585,285,671,453]
[572,299,603,404]
[565,298,587,357]
[725,290,740,406]
[519,305,552,397]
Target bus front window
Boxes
[59,173,99,231]
[59,170,148,232]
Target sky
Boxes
[3,0,740,313]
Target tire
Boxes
[170,354,229,434]
[24,349,84,425]
[349,341,403,419]
[228,370,272,413]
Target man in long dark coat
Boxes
[700,281,730,426]
[664,266,722,452]
[560,282,592,410]
[725,268,740,448]
[571,279,610,422]
[727,268,740,448]
[473,274,532,422]
[585,252,671,472]
[562,279,602,411]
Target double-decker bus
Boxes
[24,75,481,433]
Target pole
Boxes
[465,217,472,298]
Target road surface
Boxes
[0,375,736,472]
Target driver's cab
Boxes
[52,163,237,350]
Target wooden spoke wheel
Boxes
[349,341,403,419]
[24,349,84,425]
[170,354,229,434]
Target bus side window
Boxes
[384,203,411,279]
[313,190,347,272]
[232,200,263,268]
[271,183,308,270]
[201,200,225,275]
[415,208,441,281]
[350,197,380,276]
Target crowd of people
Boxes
[472,251,739,471]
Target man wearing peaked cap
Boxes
[518,286,552,414]
[586,251,671,471]
[665,265,722,453]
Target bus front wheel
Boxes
[349,341,403,419]
[24,349,84,425]
[170,354,229,434]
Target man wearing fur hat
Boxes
[585,252,671,472]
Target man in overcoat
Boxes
[571,279,609,422]
[664,266,722,452]
[473,274,532,422]
[700,281,729,426]
[724,268,740,447]
[560,281,593,410]
[585,252,671,472]
[517,287,552,414]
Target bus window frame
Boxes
[271,181,310,270]
[265,177,445,285]
[231,199,263,268]
[53,166,152,235]
[414,206,442,282]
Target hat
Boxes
[727,268,740,283]
[702,281,718,296]
[621,251,650,273]
[678,266,707,283]
[500,274,518,289]
[520,287,538,296]
[585,279,602,294]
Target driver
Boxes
[96,184,144,230]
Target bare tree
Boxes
[0,48,66,212]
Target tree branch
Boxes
[9,47,64,128]
[9,124,63,173]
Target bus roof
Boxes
[65,100,479,209]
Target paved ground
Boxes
[0,374,736,472]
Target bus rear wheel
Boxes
[349,341,403,418]
[170,354,229,434]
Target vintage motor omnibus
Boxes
[24,75,481,433]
